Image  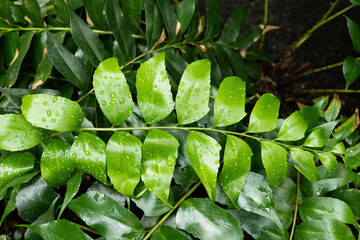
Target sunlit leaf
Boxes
[325,94,341,122]
[290,148,319,181]
[276,111,307,141]
[334,113,357,141]
[302,128,326,147]
[317,152,337,173]
[0,188,17,226]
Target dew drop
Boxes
[111,92,116,98]
[100,90,105,95]
[156,158,161,163]
[52,97,58,103]
[166,155,176,167]
[46,110,52,117]
[101,100,106,106]
[72,153,77,158]
[43,101,47,105]
[128,94,132,98]
[195,88,200,92]
[51,119,56,123]
[110,100,116,105]
[85,151,90,156]
[41,118,46,122]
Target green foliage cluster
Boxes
[0,0,359,240]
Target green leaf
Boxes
[261,141,287,187]
[343,56,360,89]
[70,132,107,183]
[204,0,220,40]
[122,0,144,32]
[232,26,262,50]
[295,219,355,240]
[58,170,83,219]
[0,152,34,189]
[302,128,326,147]
[16,176,59,223]
[219,135,252,205]
[0,114,45,151]
[68,4,110,66]
[325,94,341,122]
[272,177,296,206]
[175,0,195,37]
[290,148,319,181]
[218,5,250,45]
[68,192,145,239]
[46,30,91,90]
[152,226,190,240]
[6,31,35,87]
[136,53,174,124]
[40,139,74,188]
[105,0,136,61]
[23,0,43,26]
[317,152,337,173]
[145,0,164,49]
[331,189,360,218]
[299,197,357,225]
[186,131,221,201]
[345,16,360,53]
[349,0,360,5]
[93,57,134,125]
[87,182,126,206]
[106,132,142,197]
[176,198,243,240]
[343,142,360,169]
[0,188,17,226]
[141,129,179,204]
[21,94,83,131]
[176,59,211,125]
[53,0,69,24]
[276,111,308,141]
[83,0,106,29]
[0,171,38,200]
[22,220,92,240]
[236,172,284,233]
[156,0,177,41]
[247,93,280,133]
[331,142,346,154]
[213,76,246,127]
[334,113,357,141]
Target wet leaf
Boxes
[0,171,38,200]
[317,152,337,173]
[93,57,134,125]
[290,148,319,181]
[334,113,357,141]
[331,189,360,218]
[152,226,190,240]
[136,53,174,124]
[176,59,211,125]
[276,111,307,141]
[21,94,83,131]
[302,128,326,147]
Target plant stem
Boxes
[297,89,360,94]
[319,0,340,22]
[289,171,300,240]
[142,181,202,240]
[285,3,355,57]
[260,0,269,49]
[77,88,94,103]
[72,222,100,235]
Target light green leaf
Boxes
[141,129,179,204]
[214,76,246,127]
[70,132,107,183]
[247,93,280,133]
[175,0,196,37]
[302,128,326,147]
[21,94,83,131]
[152,226,190,240]
[345,16,360,53]
[290,148,319,181]
[343,56,360,89]
[334,113,357,141]
[145,0,164,50]
[331,142,346,155]
[68,4,110,66]
[204,0,220,40]
[156,0,177,41]
[41,139,74,188]
[186,131,221,201]
[68,192,145,239]
[295,219,355,240]
[317,152,337,173]
[219,135,252,205]
[261,141,287,187]
[325,94,341,122]
[176,198,243,240]
[136,53,174,124]
[0,152,34,189]
[93,57,134,125]
[0,114,45,151]
[176,59,211,125]
[276,111,307,141]
[299,197,357,225]
[106,132,142,197]
[23,0,43,26]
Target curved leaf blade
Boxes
[0,114,45,151]
[176,59,211,125]
[214,76,246,127]
[175,0,196,37]
[136,53,174,124]
[152,226,190,240]
[317,152,337,173]
[247,93,280,133]
[21,94,83,131]
[93,57,134,125]
[156,0,177,41]
[106,132,142,197]
[204,0,220,40]
[276,111,308,141]
[325,94,341,122]
[343,56,360,89]
[23,0,43,27]
[302,128,326,147]
[186,131,221,201]
[345,16,360,53]
[141,129,179,204]
[334,113,357,141]
[145,0,164,49]
[290,148,319,181]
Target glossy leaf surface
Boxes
[93,57,134,125]
[345,16,360,53]
[277,111,307,141]
[302,128,326,147]
[343,56,360,89]
[21,94,83,131]
[324,94,341,122]
[186,131,221,201]
[334,113,357,141]
[317,152,337,173]
[152,226,190,240]
[290,148,319,181]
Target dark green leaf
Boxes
[295,219,355,240]
[53,0,69,24]
[302,128,326,147]
[68,192,145,239]
[186,131,221,201]
[312,120,339,140]
[276,111,308,141]
[232,26,262,50]
[156,0,177,41]
[325,94,341,122]
[23,0,43,26]
[87,182,126,206]
[317,152,337,173]
[136,53,174,124]
[176,198,243,240]
[68,4,110,66]
[165,52,188,82]
[145,0,164,49]
[331,189,360,217]
[0,114,45,151]
[70,132,107,183]
[334,113,357,141]
[349,0,360,5]
[106,0,135,61]
[204,0,220,40]
[106,132,142,197]
[0,188,17,226]
[343,56,360,89]
[93,57,134,125]
[213,45,234,79]
[345,16,360,53]
[122,0,145,32]
[21,94,83,131]
[176,59,211,125]
[290,148,319,181]
[141,129,179,204]
[152,226,190,240]
[0,0,15,24]
[83,0,106,29]
[272,177,296,206]
[219,135,252,205]
[175,0,195,37]
[247,93,280,133]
